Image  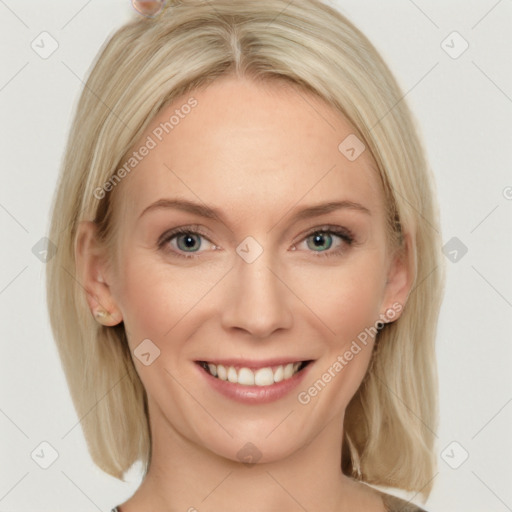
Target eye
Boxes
[295,226,354,257]
[158,226,217,259]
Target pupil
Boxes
[178,234,200,251]
[308,232,332,251]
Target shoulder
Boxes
[378,490,428,512]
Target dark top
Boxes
[379,490,427,511]
[111,491,427,511]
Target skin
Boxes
[76,75,413,511]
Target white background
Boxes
[0,1,511,510]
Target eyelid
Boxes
[157,224,217,259]
[158,223,355,259]
[293,224,355,246]
[291,224,355,257]
[157,224,210,246]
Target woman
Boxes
[46,0,445,510]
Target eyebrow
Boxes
[138,198,371,223]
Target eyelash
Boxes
[157,224,355,260]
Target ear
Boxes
[380,232,415,323]
[75,221,123,326]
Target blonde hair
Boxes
[46,0,444,499]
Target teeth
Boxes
[207,363,217,377]
[217,364,227,381]
[284,363,295,379]
[273,365,284,383]
[202,361,304,387]
[254,367,274,386]
[227,366,238,383]
[238,367,255,386]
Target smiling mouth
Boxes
[196,360,313,387]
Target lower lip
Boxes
[195,362,313,404]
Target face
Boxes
[81,76,410,464]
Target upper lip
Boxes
[195,358,313,369]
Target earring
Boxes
[93,309,111,322]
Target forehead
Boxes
[115,76,384,225]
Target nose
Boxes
[221,251,294,338]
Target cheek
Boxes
[292,253,387,408]
[111,251,212,399]
[115,266,167,340]
[114,244,387,347]
[111,249,210,345]
[292,255,387,342]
